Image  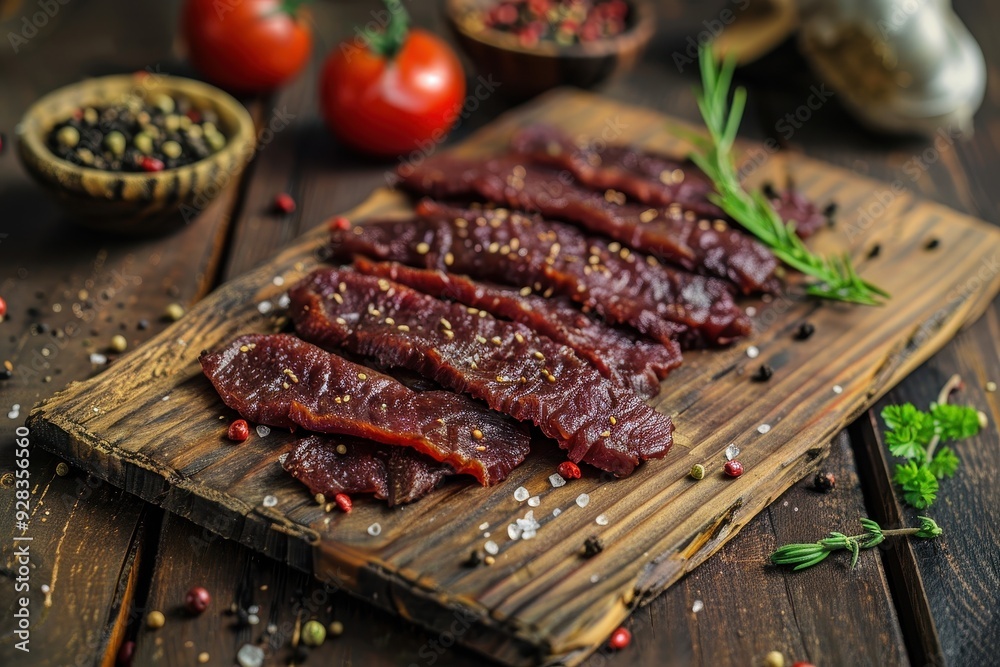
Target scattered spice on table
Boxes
[608,626,632,650]
[813,471,836,492]
[794,322,815,340]
[274,192,296,214]
[185,586,211,614]
[724,460,744,478]
[764,650,785,667]
[47,92,227,172]
[55,462,70,477]
[227,419,250,442]
[0,295,6,318]
[146,610,166,629]
[464,549,483,567]
[752,364,773,382]
[334,492,352,513]
[110,334,128,353]
[925,238,940,250]
[557,460,581,479]
[116,640,135,667]
[328,620,344,637]
[164,303,185,321]
[689,463,705,480]
[582,535,604,558]
[301,619,327,647]
[867,243,881,258]
[479,0,630,47]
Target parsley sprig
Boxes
[771,516,942,571]
[687,44,889,305]
[881,374,984,509]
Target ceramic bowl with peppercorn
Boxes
[444,0,654,99]
[17,73,255,235]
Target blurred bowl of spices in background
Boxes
[16,72,255,235]
[444,0,654,99]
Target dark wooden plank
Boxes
[26,90,1000,665]
[0,1,247,664]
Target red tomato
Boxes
[320,24,466,157]
[181,0,312,94]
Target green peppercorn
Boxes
[162,140,182,159]
[105,131,126,157]
[205,131,226,152]
[136,111,151,126]
[110,334,128,353]
[186,124,203,140]
[165,303,185,321]
[301,620,326,647]
[164,115,181,132]
[146,610,165,629]
[57,125,80,148]
[76,148,94,165]
[179,114,193,130]
[764,651,785,667]
[83,107,99,125]
[689,463,705,480]
[55,462,71,477]
[133,132,153,155]
[328,620,344,636]
[153,93,175,114]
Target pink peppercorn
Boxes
[724,460,744,478]
[331,216,351,231]
[334,493,353,513]
[608,626,631,650]
[139,156,164,172]
[557,461,581,479]
[227,419,250,442]
[274,193,296,214]
[184,586,211,614]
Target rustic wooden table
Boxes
[1,1,997,666]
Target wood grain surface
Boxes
[23,89,1000,665]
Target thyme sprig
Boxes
[882,374,984,509]
[771,516,942,571]
[686,44,888,305]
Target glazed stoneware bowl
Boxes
[444,0,655,99]
[17,73,255,235]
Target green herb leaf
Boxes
[915,516,943,539]
[930,403,981,440]
[927,446,960,479]
[894,462,939,509]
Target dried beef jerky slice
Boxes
[201,333,529,485]
[330,202,750,347]
[289,269,674,476]
[396,156,778,293]
[353,257,682,398]
[283,435,450,506]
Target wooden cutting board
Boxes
[28,90,1000,666]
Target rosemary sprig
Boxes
[771,516,942,571]
[687,44,889,305]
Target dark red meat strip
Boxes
[200,333,529,485]
[288,269,674,476]
[353,257,682,399]
[330,202,751,348]
[282,435,451,506]
[510,124,723,218]
[511,124,829,238]
[396,155,778,293]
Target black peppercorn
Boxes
[464,550,483,567]
[925,238,940,250]
[823,201,838,217]
[813,471,836,493]
[762,181,778,199]
[794,322,815,340]
[752,364,773,382]
[867,244,881,259]
[582,535,604,558]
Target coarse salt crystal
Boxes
[590,574,600,583]
[833,384,843,394]
[746,345,760,359]
[277,453,289,465]
[236,644,265,667]
[746,306,757,316]
[257,301,273,314]
[521,529,536,540]
[576,493,590,508]
[89,353,107,365]
[483,532,490,538]
[595,514,609,526]
[692,600,704,613]
[479,522,489,531]
[256,425,271,437]
[552,508,562,517]
[725,443,740,461]
[757,423,771,434]
[527,496,540,507]
[277,294,291,309]
[262,495,278,507]
[272,276,285,286]
[367,523,382,536]
[513,486,529,502]
[484,540,498,555]
[161,395,170,401]
[549,473,566,488]
[508,524,522,540]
